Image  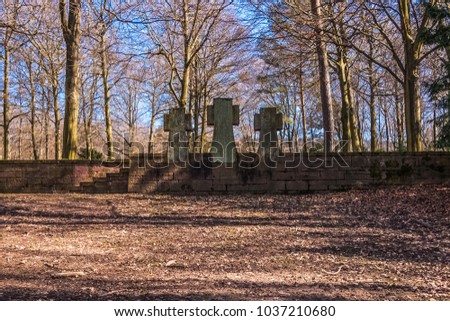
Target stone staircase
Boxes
[73,168,129,193]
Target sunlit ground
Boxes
[1,185,449,300]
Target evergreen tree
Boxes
[423,1,450,149]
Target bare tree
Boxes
[59,0,81,159]
[351,0,440,151]
[1,1,29,159]
[142,0,233,111]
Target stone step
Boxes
[110,185,128,193]
[75,167,130,194]
[69,186,83,193]
[107,172,126,179]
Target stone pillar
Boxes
[255,107,283,158]
[163,108,192,163]
[207,98,239,165]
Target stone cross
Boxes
[254,107,283,158]
[164,108,192,163]
[207,98,239,165]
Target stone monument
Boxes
[163,108,192,163]
[254,107,283,158]
[207,98,239,165]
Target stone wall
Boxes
[0,153,449,194]
[0,161,121,193]
[128,152,450,193]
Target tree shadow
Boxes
[2,272,440,301]
[1,190,448,266]
[1,187,449,302]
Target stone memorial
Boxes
[255,107,283,158]
[207,98,239,165]
[163,108,192,163]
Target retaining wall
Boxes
[128,152,450,193]
[0,161,121,193]
[0,153,449,193]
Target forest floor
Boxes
[1,185,449,300]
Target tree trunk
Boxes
[192,63,201,152]
[84,113,92,160]
[200,86,208,153]
[28,62,39,160]
[149,112,155,144]
[311,0,334,152]
[100,30,114,159]
[81,83,94,160]
[404,58,422,152]
[383,99,390,151]
[337,55,351,152]
[299,66,308,152]
[180,0,191,111]
[348,85,361,152]
[394,82,404,150]
[400,0,423,152]
[3,42,10,160]
[446,46,450,115]
[52,77,61,160]
[60,0,81,159]
[368,43,378,152]
[18,117,22,159]
[44,94,50,160]
[30,86,39,160]
[433,103,437,150]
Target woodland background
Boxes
[1,0,449,161]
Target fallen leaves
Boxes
[165,260,177,267]
[0,184,449,300]
[53,271,87,278]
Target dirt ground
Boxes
[1,185,449,300]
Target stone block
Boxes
[271,181,286,192]
[246,183,271,192]
[308,181,328,191]
[271,172,297,181]
[191,179,213,192]
[213,178,243,186]
[319,170,345,180]
[208,167,238,179]
[226,184,249,192]
[285,180,308,191]
[211,183,227,192]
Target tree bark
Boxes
[336,54,351,152]
[200,86,208,153]
[3,41,10,160]
[433,103,437,149]
[28,61,39,160]
[44,91,50,160]
[18,117,22,159]
[180,0,191,111]
[100,29,114,160]
[368,43,378,152]
[60,0,81,159]
[149,112,156,145]
[311,0,334,152]
[383,99,390,151]
[299,67,308,152]
[347,84,361,151]
[399,0,427,152]
[394,81,404,150]
[52,76,61,160]
[338,15,361,152]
